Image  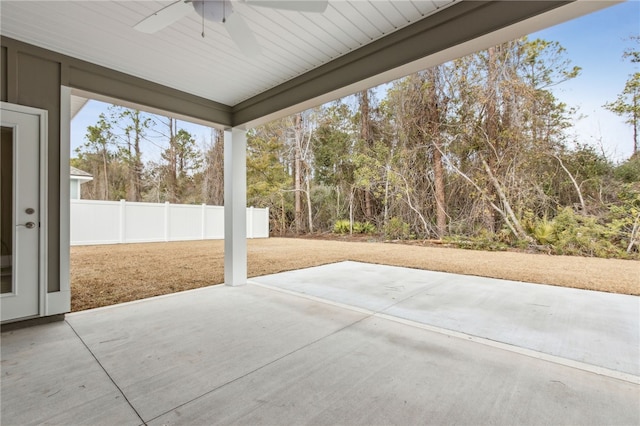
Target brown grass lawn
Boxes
[71,237,640,312]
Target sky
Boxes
[530,0,639,161]
[70,101,210,164]
[71,1,640,163]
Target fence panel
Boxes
[124,201,165,243]
[204,206,224,239]
[169,204,203,241]
[70,200,268,245]
[70,200,121,245]
[249,207,269,238]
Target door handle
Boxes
[17,222,36,229]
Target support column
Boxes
[224,127,247,286]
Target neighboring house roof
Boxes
[70,166,93,183]
[70,166,92,178]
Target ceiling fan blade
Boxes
[134,1,192,34]
[225,12,262,58]
[243,0,328,13]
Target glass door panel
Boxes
[1,126,12,294]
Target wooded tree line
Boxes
[73,36,640,258]
[73,109,225,205]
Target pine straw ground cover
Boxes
[71,237,639,312]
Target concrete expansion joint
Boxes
[143,307,371,425]
[373,313,640,386]
[64,320,148,425]
[249,281,640,386]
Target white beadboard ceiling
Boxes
[0,1,617,125]
[0,0,457,106]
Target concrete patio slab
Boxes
[252,261,451,312]
[65,284,366,422]
[150,315,639,426]
[0,321,141,426]
[253,261,640,376]
[2,261,639,425]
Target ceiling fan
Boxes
[134,0,329,57]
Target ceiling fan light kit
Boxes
[134,0,328,57]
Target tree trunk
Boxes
[485,46,500,232]
[131,111,144,202]
[133,132,142,202]
[349,188,354,235]
[101,148,109,200]
[425,68,447,238]
[203,129,224,205]
[280,194,286,236]
[360,90,373,219]
[433,145,447,238]
[336,185,341,220]
[383,164,390,224]
[294,113,303,233]
[305,175,313,233]
[167,118,178,203]
[126,138,136,201]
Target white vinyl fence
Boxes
[71,200,269,246]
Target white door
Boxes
[1,106,42,322]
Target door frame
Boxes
[0,102,48,323]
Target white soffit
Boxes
[70,95,88,119]
[0,0,458,106]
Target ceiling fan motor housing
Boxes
[191,0,233,23]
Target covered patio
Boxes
[2,1,638,424]
[0,0,621,319]
[2,262,638,424]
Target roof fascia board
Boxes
[231,0,571,127]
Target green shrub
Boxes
[534,208,620,257]
[444,232,510,251]
[383,217,410,240]
[614,156,640,183]
[333,220,377,235]
[532,218,556,245]
[606,185,640,253]
[353,221,376,234]
[333,219,351,234]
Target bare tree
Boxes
[202,128,224,205]
[359,90,374,219]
